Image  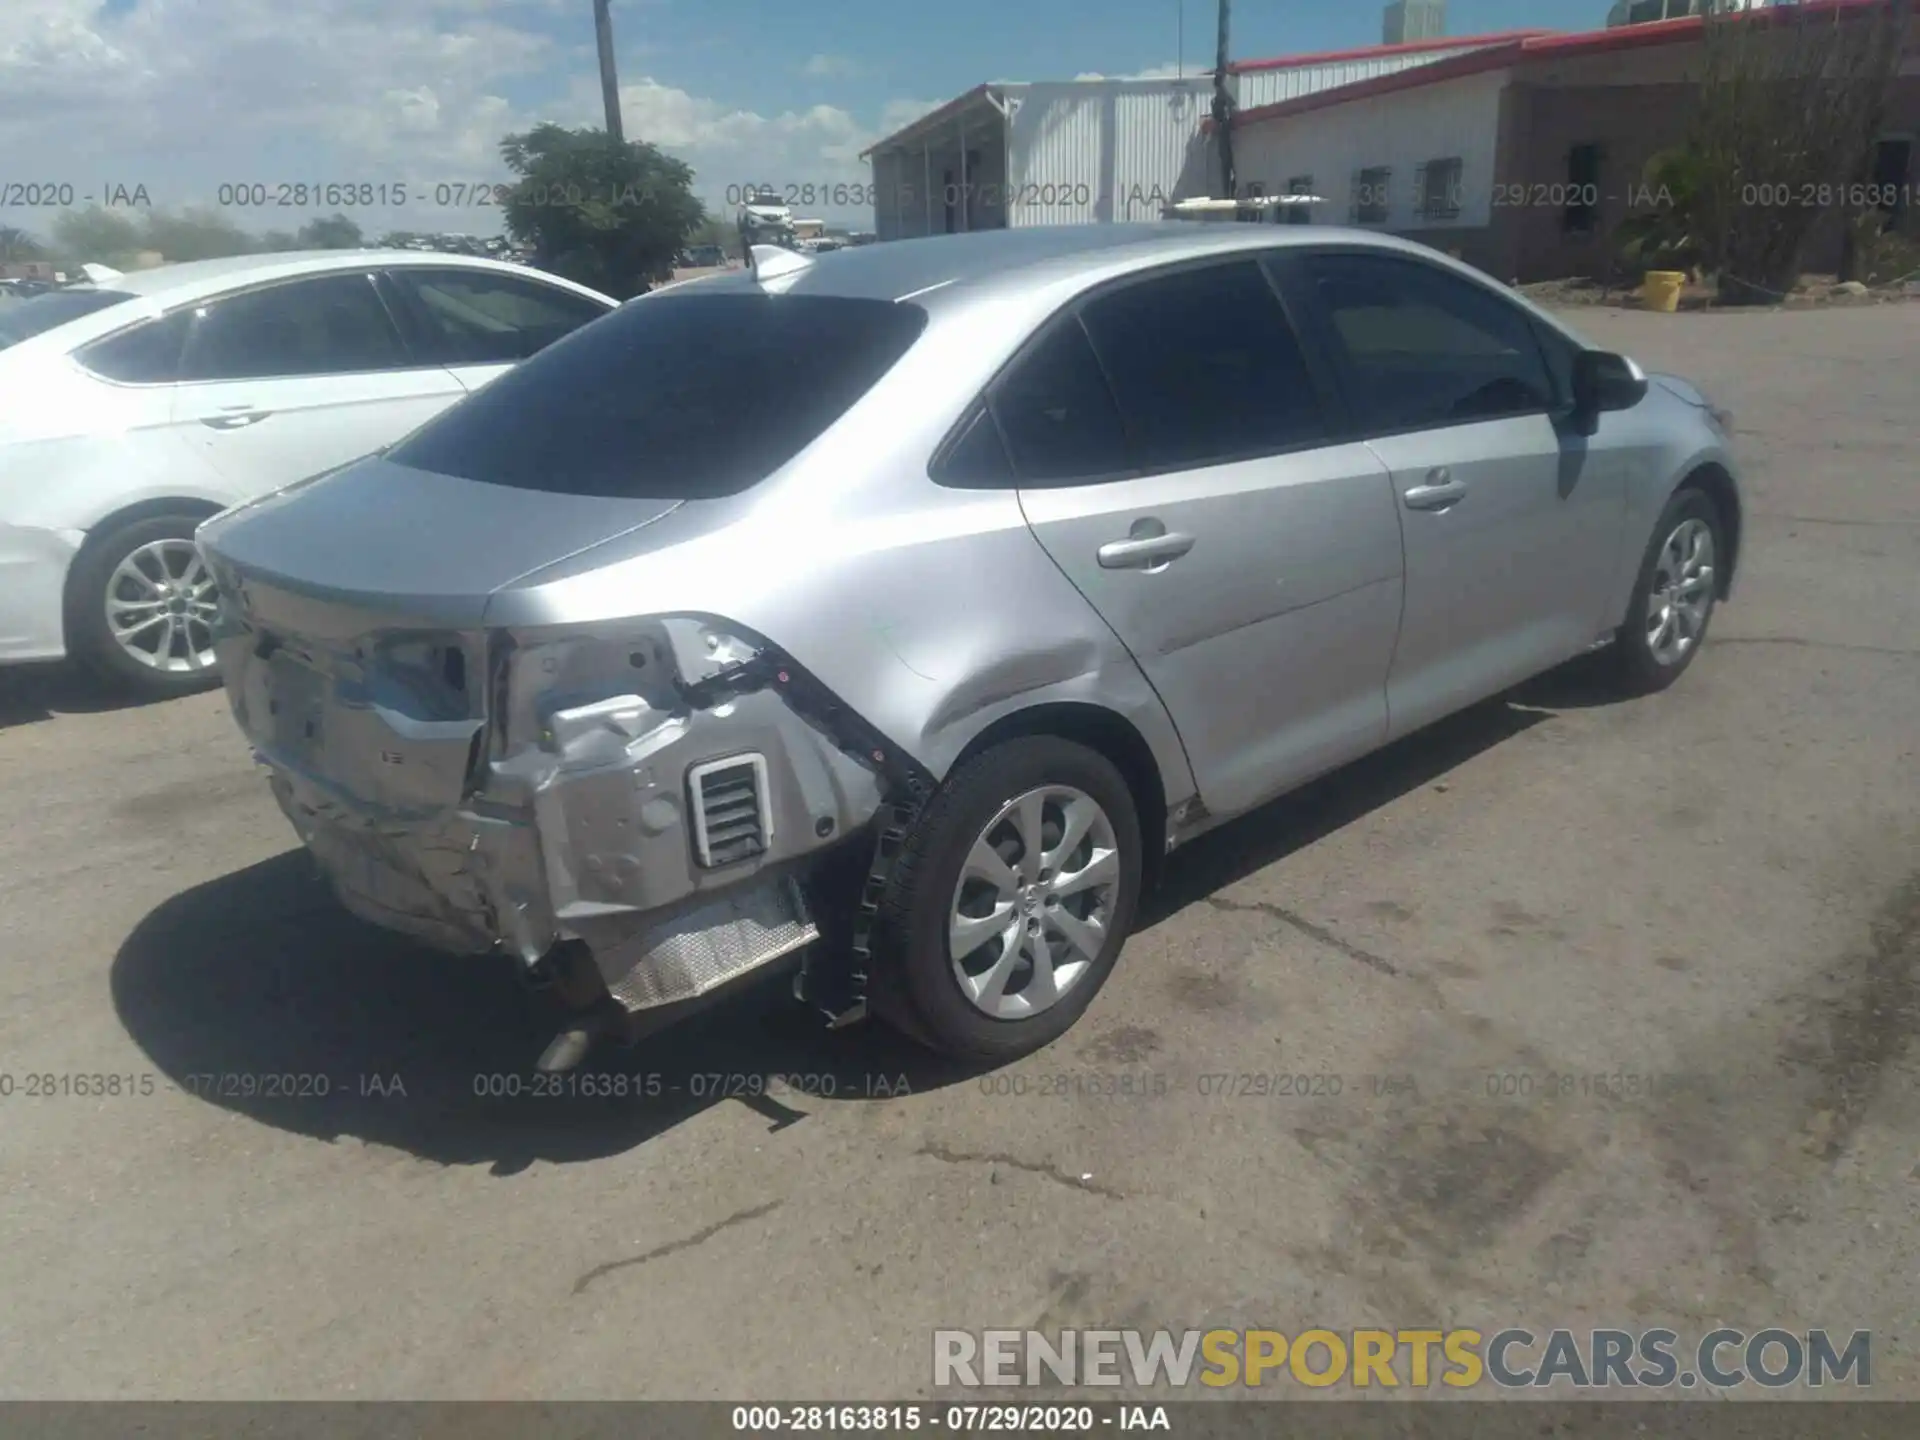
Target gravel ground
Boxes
[0,303,1914,1401]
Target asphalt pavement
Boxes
[0,303,1914,1400]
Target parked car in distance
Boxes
[679,244,728,268]
[0,250,617,697]
[197,224,1742,1067]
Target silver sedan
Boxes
[196,223,1742,1065]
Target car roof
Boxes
[709,223,1440,307]
[688,223,1591,348]
[82,249,601,304]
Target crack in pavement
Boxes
[917,1144,1126,1199]
[571,1200,784,1295]
[1753,513,1920,529]
[1716,636,1920,659]
[1203,895,1401,977]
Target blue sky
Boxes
[3,0,1618,241]
[610,0,1607,126]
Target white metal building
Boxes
[1234,67,1511,234]
[1230,30,1544,108]
[860,33,1549,239]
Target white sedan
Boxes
[0,250,616,697]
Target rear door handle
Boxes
[202,408,273,431]
[1403,467,1466,511]
[1098,532,1196,569]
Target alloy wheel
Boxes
[947,784,1121,1020]
[105,538,221,674]
[1645,517,1715,667]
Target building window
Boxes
[1565,143,1602,233]
[1871,137,1912,223]
[1624,0,1700,22]
[1352,166,1392,225]
[1284,174,1315,225]
[1415,159,1463,222]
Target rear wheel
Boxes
[869,737,1142,1062]
[1610,487,1723,695]
[68,514,224,699]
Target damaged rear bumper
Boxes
[215,599,913,1015]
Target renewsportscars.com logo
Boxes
[933,1327,1872,1391]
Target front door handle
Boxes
[201,408,273,431]
[1098,531,1196,570]
[1403,467,1466,511]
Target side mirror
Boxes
[1571,350,1648,426]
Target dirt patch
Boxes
[1519,273,1920,311]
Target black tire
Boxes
[1609,485,1725,696]
[67,513,224,699]
[868,736,1143,1062]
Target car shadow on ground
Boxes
[109,661,1612,1173]
[0,662,175,732]
[1141,656,1613,926]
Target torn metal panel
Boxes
[594,874,818,1011]
[216,593,893,1015]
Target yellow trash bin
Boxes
[1643,270,1686,313]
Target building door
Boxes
[941,150,982,233]
[1872,138,1913,227]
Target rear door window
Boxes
[987,319,1131,484]
[177,273,409,381]
[932,405,1015,487]
[76,310,193,383]
[385,292,928,498]
[385,268,613,365]
[1078,259,1329,469]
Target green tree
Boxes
[686,213,739,257]
[297,213,364,249]
[52,206,143,265]
[0,226,45,262]
[259,229,302,252]
[1689,0,1914,303]
[497,122,705,298]
[140,207,258,262]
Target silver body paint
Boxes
[196,223,1742,1011]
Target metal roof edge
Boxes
[1228,28,1556,74]
[859,83,1014,160]
[1227,0,1897,130]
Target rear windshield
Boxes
[0,288,138,350]
[386,291,928,499]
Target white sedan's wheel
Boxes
[68,514,226,699]
[105,538,222,676]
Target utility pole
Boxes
[594,0,624,141]
[1211,0,1236,200]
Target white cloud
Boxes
[801,53,861,79]
[586,77,906,218]
[877,97,953,135]
[0,0,925,235]
[1073,62,1201,81]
